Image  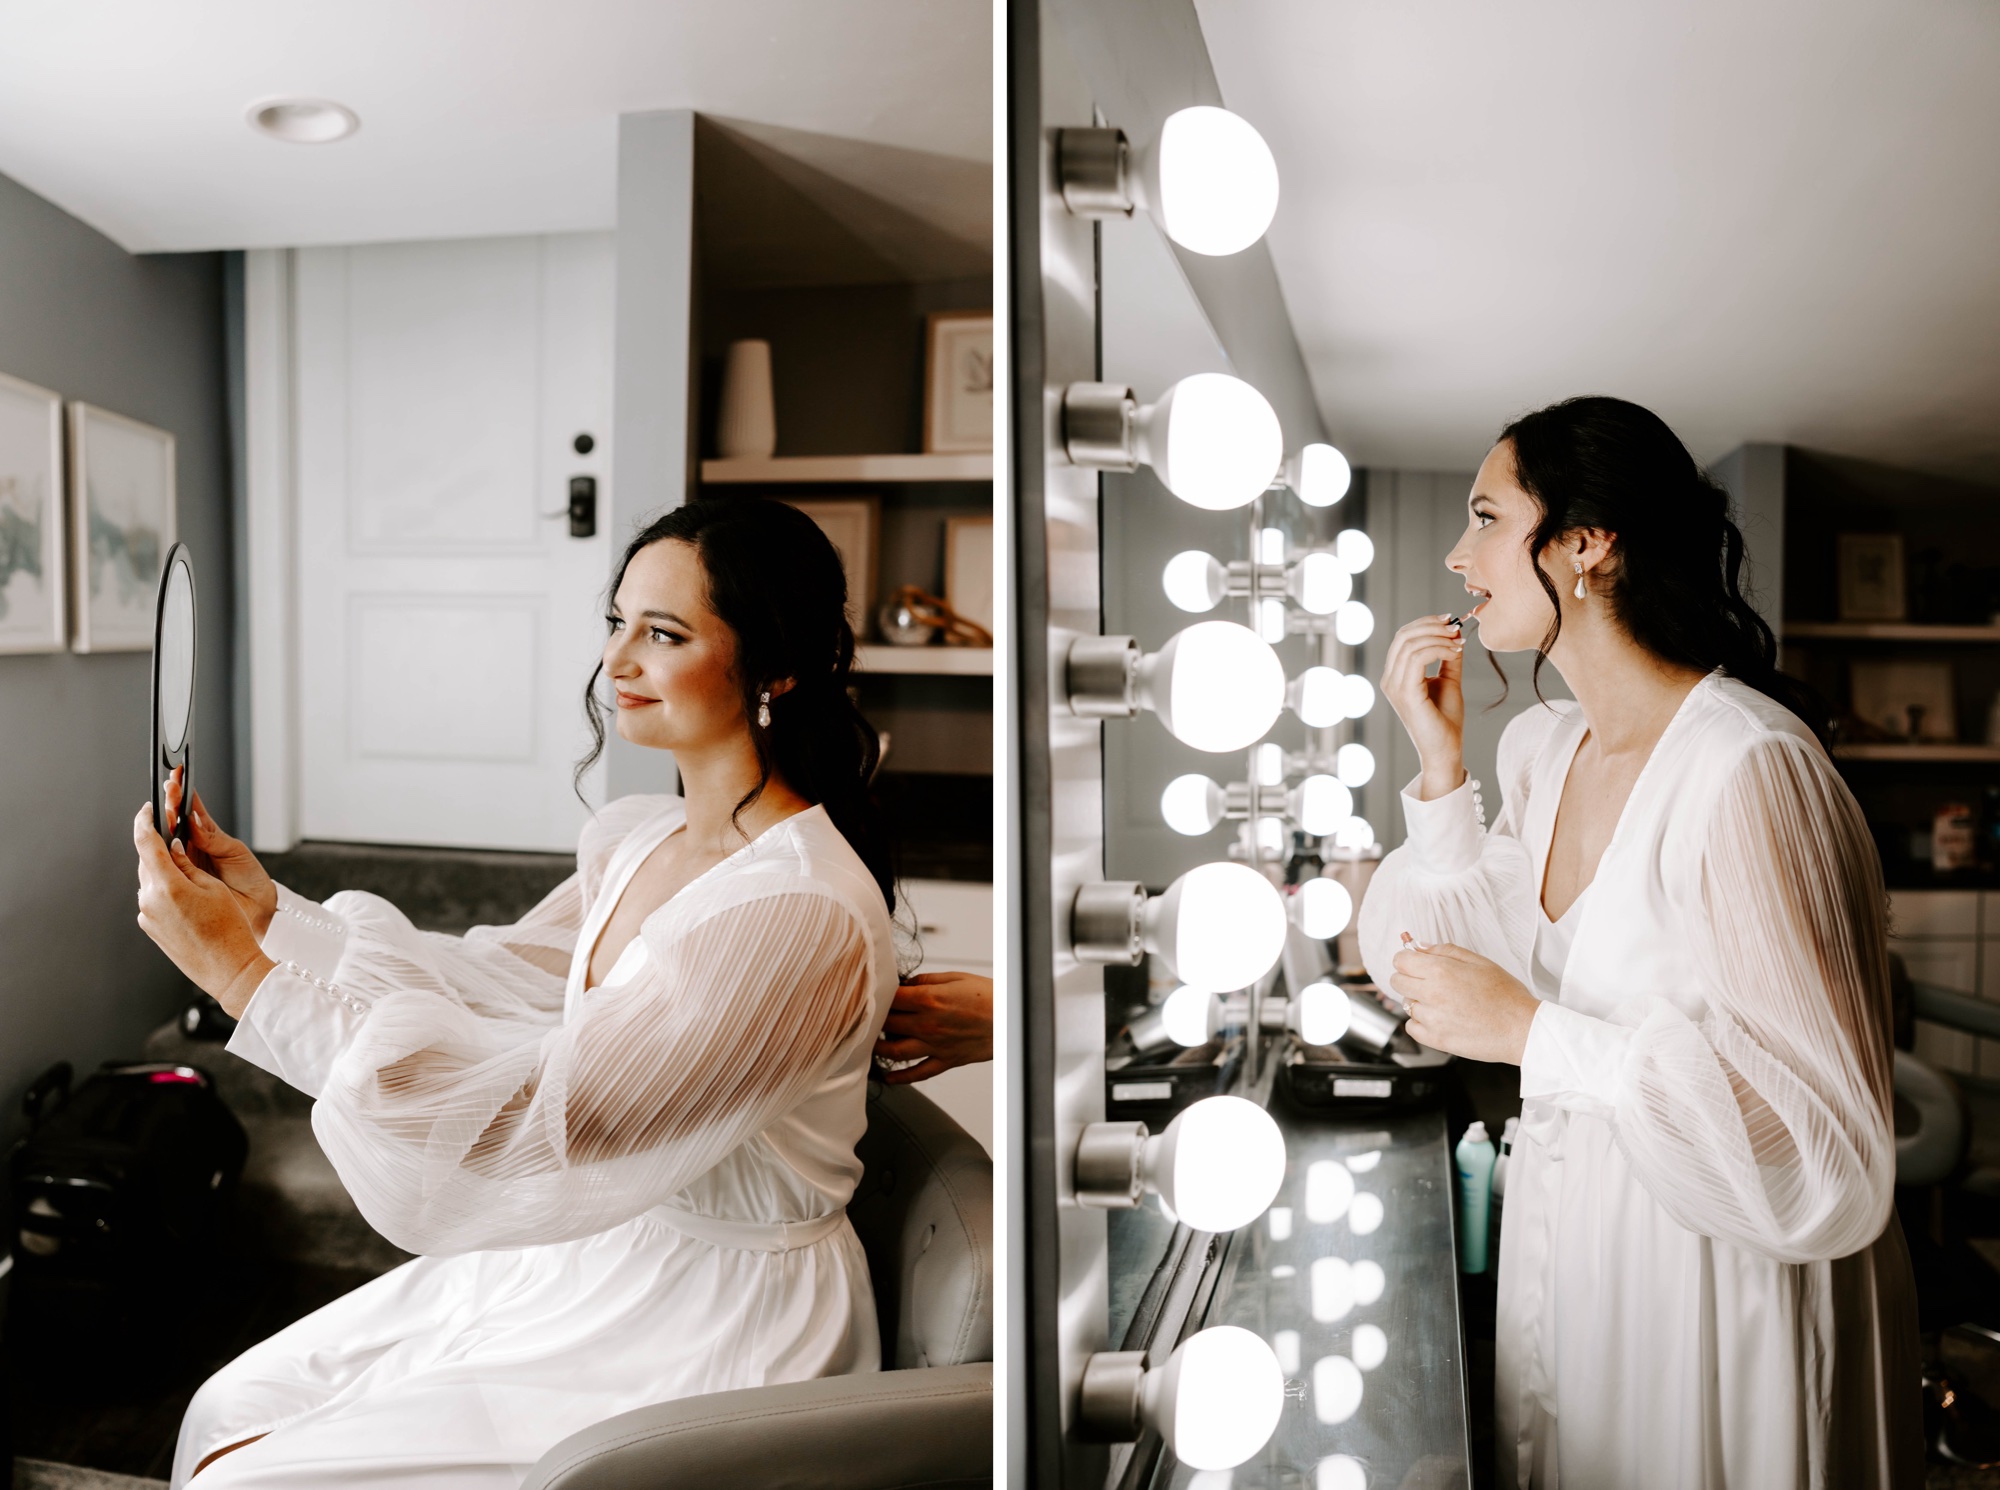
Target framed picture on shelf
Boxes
[924,311,993,455]
[945,515,994,637]
[0,371,66,654]
[1836,532,1906,622]
[1850,659,1956,741]
[784,497,878,629]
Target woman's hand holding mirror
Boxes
[133,803,274,1018]
[163,767,278,938]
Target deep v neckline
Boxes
[563,802,825,1018]
[1534,673,1716,922]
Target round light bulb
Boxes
[1258,526,1287,564]
[1256,596,1287,644]
[1311,1255,1356,1322]
[1291,774,1354,835]
[1352,1324,1388,1372]
[1289,665,1344,728]
[1292,551,1352,615]
[1351,1259,1386,1305]
[1336,673,1375,720]
[1161,773,1225,836]
[1349,1191,1384,1235]
[1296,878,1353,939]
[1298,981,1352,1044]
[1146,861,1288,992]
[1333,600,1374,646]
[1163,550,1227,613]
[1312,1354,1364,1425]
[1332,815,1375,851]
[1145,1096,1287,1233]
[1305,1158,1355,1222]
[1335,742,1375,787]
[1135,373,1284,512]
[1149,1325,1285,1470]
[1149,106,1281,257]
[1252,742,1286,786]
[1256,816,1287,855]
[1161,985,1217,1047]
[1317,1455,1368,1490]
[1334,529,1374,574]
[1142,621,1286,753]
[1294,443,1351,508]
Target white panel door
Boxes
[296,234,615,851]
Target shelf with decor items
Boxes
[1785,621,2000,643]
[1774,448,2000,899]
[702,452,991,484]
[687,114,994,887]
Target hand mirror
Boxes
[151,542,197,846]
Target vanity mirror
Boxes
[149,541,196,845]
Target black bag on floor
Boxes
[8,1060,247,1301]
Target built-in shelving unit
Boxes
[702,453,992,485]
[1785,622,2000,643]
[855,644,994,676]
[1834,743,2000,762]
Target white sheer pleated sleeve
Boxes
[295,888,872,1254]
[229,802,664,1095]
[1357,707,1560,994]
[1519,734,1897,1263]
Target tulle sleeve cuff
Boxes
[259,885,349,982]
[1398,774,1488,875]
[226,959,367,1099]
[1518,999,1632,1118]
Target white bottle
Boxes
[1489,1115,1519,1265]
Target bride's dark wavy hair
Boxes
[1494,395,1829,744]
[577,497,894,910]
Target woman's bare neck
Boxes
[1547,624,1708,759]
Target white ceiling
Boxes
[1196,0,2000,483]
[0,0,989,254]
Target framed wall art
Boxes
[945,514,994,637]
[0,371,66,654]
[69,402,176,653]
[923,311,993,455]
[784,496,879,629]
[1836,532,1906,622]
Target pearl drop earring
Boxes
[757,691,772,727]
[1573,561,1587,601]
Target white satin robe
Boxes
[173,796,896,1489]
[1357,673,1923,1489]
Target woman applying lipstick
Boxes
[1360,397,1920,1488]
[134,498,899,1488]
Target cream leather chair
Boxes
[521,1083,993,1490]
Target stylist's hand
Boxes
[134,805,275,1018]
[164,768,278,938]
[1390,939,1539,1064]
[874,972,993,1085]
[1382,615,1468,800]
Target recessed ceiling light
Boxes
[246,98,359,145]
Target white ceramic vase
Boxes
[717,339,777,459]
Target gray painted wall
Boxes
[607,109,696,800]
[0,169,231,1139]
[1710,441,1786,633]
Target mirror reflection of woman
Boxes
[1362,398,1921,1488]
[134,499,899,1488]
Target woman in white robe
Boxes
[1355,396,1922,1488]
[131,498,901,1488]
